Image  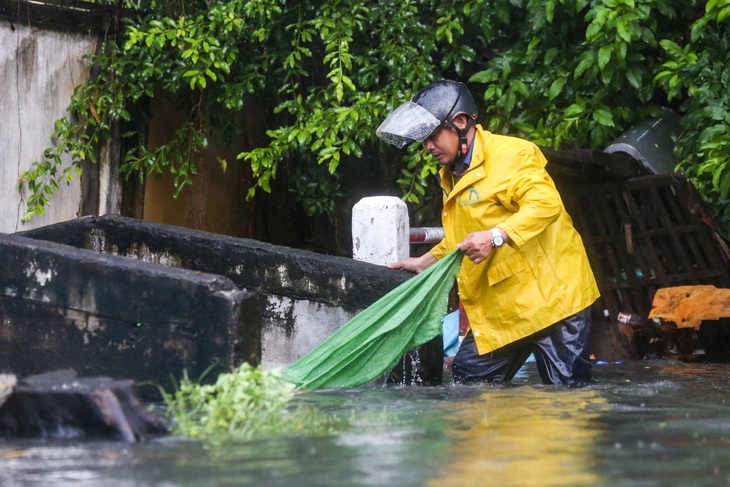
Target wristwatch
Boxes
[490,229,505,249]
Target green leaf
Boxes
[598,45,612,70]
[510,79,530,98]
[616,18,632,43]
[720,168,730,198]
[548,77,566,100]
[574,57,594,78]
[592,106,615,127]
[626,65,642,89]
[659,39,682,58]
[470,69,499,84]
[564,104,585,119]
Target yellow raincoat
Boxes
[430,126,600,355]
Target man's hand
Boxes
[387,252,437,273]
[458,229,509,265]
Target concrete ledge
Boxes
[0,231,249,398]
[20,215,416,370]
[21,215,410,310]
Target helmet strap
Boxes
[459,131,469,156]
[448,118,475,162]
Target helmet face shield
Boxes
[376,102,441,148]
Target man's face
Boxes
[423,125,459,165]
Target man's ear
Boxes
[452,114,468,130]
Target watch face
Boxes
[492,233,504,247]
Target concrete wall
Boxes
[0,14,296,243]
[1,19,97,233]
[18,215,419,372]
[0,231,248,399]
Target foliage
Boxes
[468,0,730,228]
[654,0,730,226]
[17,0,730,230]
[160,363,338,440]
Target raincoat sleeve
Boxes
[497,145,562,249]
[429,239,451,260]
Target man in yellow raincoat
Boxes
[376,80,600,386]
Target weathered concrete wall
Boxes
[0,19,96,233]
[18,215,417,371]
[0,231,251,399]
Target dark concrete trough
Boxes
[2,215,435,397]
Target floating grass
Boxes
[160,363,342,441]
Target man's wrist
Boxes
[490,228,505,248]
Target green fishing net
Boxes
[283,249,464,390]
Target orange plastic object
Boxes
[649,285,730,329]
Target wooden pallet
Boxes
[562,174,730,321]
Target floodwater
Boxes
[2,360,730,486]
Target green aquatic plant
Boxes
[161,363,339,440]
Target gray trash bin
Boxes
[604,107,681,175]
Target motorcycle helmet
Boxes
[377,80,478,153]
